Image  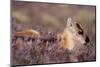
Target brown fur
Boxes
[14,29,40,37]
[58,18,89,50]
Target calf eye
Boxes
[78,30,84,35]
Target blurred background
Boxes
[12,1,95,34]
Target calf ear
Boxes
[67,17,73,26]
[75,23,84,35]
[67,17,72,22]
[85,35,90,43]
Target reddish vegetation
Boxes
[11,18,95,66]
